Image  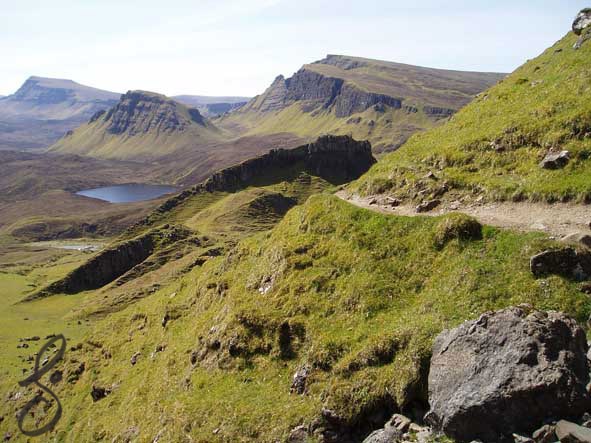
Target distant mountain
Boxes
[0,76,119,150]
[173,94,250,117]
[50,90,223,160]
[220,55,506,152]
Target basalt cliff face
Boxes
[100,91,206,136]
[49,90,221,160]
[222,55,505,152]
[154,135,375,215]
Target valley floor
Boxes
[338,191,591,238]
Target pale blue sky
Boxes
[1,1,588,97]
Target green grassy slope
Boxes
[351,33,591,203]
[1,195,588,441]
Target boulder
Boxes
[362,425,402,443]
[573,9,591,35]
[425,307,591,443]
[532,424,557,443]
[539,150,570,169]
[556,420,591,442]
[290,365,311,395]
[562,233,591,249]
[416,200,441,213]
[530,247,591,280]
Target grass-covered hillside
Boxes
[219,55,504,153]
[2,193,587,442]
[351,32,591,203]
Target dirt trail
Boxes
[336,191,591,239]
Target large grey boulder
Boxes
[530,247,591,280]
[556,420,591,442]
[573,9,591,49]
[539,150,569,169]
[425,307,590,443]
[573,9,591,35]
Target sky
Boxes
[1,0,589,97]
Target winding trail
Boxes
[336,191,591,239]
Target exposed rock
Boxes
[556,420,591,442]
[539,150,570,169]
[290,365,311,395]
[288,425,311,442]
[90,385,111,402]
[425,307,591,443]
[532,424,557,443]
[362,426,402,443]
[29,225,191,298]
[573,9,591,35]
[512,435,533,443]
[530,247,591,280]
[416,200,441,213]
[389,414,412,433]
[562,233,591,249]
[102,90,206,136]
[130,352,141,365]
[573,9,591,49]
[386,197,402,207]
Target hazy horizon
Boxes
[1,0,588,97]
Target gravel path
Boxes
[336,191,591,239]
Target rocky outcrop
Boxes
[573,9,591,49]
[333,83,402,118]
[154,135,376,215]
[540,150,570,169]
[556,420,591,442]
[202,135,375,192]
[425,307,591,443]
[530,247,591,280]
[27,225,191,299]
[97,91,206,136]
[247,69,402,118]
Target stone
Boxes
[362,426,402,443]
[530,247,591,280]
[288,425,310,442]
[540,150,570,169]
[532,424,557,443]
[562,233,591,249]
[415,200,441,213]
[290,365,310,395]
[386,197,402,207]
[556,420,591,442]
[512,435,534,443]
[130,352,141,365]
[425,307,591,443]
[389,414,412,432]
[573,9,591,35]
[90,385,111,402]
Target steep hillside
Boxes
[351,31,591,205]
[0,76,119,150]
[174,94,250,117]
[220,55,505,153]
[50,90,223,160]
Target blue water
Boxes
[76,184,178,203]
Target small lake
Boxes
[76,184,178,203]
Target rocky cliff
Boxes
[28,225,191,299]
[153,135,375,215]
[95,91,206,136]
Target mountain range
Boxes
[2,10,591,442]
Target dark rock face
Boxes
[248,69,403,118]
[30,225,190,298]
[90,385,111,402]
[539,150,570,169]
[100,91,206,136]
[530,248,591,280]
[426,307,591,443]
[416,199,441,213]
